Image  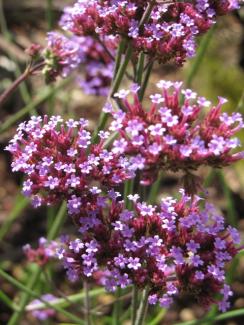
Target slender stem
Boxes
[0,62,44,108]
[139,61,154,101]
[0,269,84,324]
[91,112,109,144]
[103,131,118,148]
[174,307,244,325]
[83,281,92,325]
[148,171,163,204]
[124,179,134,210]
[147,308,166,325]
[96,36,114,61]
[134,287,149,325]
[92,2,155,144]
[138,1,156,29]
[112,288,122,325]
[25,288,105,311]
[217,170,238,227]
[0,0,33,108]
[136,53,145,86]
[114,39,127,75]
[92,42,133,144]
[186,25,216,88]
[110,43,133,97]
[46,0,54,30]
[131,286,139,325]
[0,290,20,311]
[0,78,69,134]
[7,202,67,325]
[0,195,29,241]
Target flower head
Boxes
[106,80,243,186]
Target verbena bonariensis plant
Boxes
[2,0,244,325]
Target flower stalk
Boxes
[134,287,149,325]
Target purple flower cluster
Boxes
[7,81,243,313]
[56,190,240,311]
[43,32,83,82]
[27,294,57,321]
[23,237,59,266]
[5,116,134,207]
[58,0,239,65]
[74,35,117,96]
[42,32,116,95]
[106,80,244,185]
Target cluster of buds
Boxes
[23,237,59,266]
[5,115,134,207]
[41,32,116,95]
[105,80,244,185]
[59,0,240,64]
[56,190,240,311]
[42,32,83,83]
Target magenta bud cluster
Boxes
[5,115,134,207]
[58,0,239,65]
[23,237,59,266]
[42,32,116,95]
[106,80,244,185]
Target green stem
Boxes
[139,61,154,101]
[7,267,43,325]
[110,44,133,97]
[148,171,163,204]
[175,308,244,325]
[26,288,105,311]
[112,288,122,325]
[92,2,155,145]
[134,288,149,325]
[0,290,20,311]
[186,25,216,88]
[47,201,66,239]
[92,41,133,144]
[46,0,54,31]
[0,195,29,241]
[136,53,145,86]
[83,281,92,325]
[131,286,138,325]
[0,269,83,324]
[124,179,134,210]
[217,170,238,227]
[7,202,66,325]
[0,0,34,111]
[0,78,69,134]
[114,39,127,76]
[147,308,166,325]
[91,111,109,144]
[138,1,155,29]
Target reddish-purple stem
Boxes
[0,62,44,107]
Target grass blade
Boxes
[7,201,67,325]
[0,79,69,134]
[186,25,216,88]
[0,268,84,324]
[0,194,29,241]
[0,290,20,311]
